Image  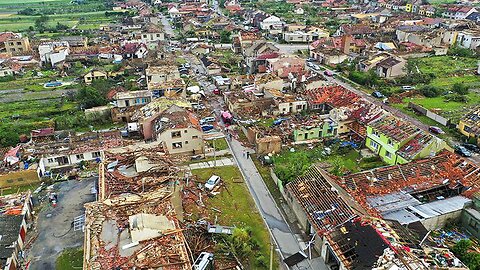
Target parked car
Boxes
[259,155,273,166]
[312,64,321,71]
[191,155,204,161]
[401,86,415,91]
[454,145,472,157]
[461,143,480,153]
[213,88,221,95]
[193,104,206,110]
[273,118,288,126]
[306,58,315,62]
[201,125,214,132]
[201,116,216,123]
[428,126,445,134]
[205,175,221,190]
[306,62,314,67]
[371,91,384,98]
[183,63,191,68]
[323,70,334,77]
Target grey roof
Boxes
[367,192,421,214]
[381,196,471,225]
[0,215,23,259]
[464,207,480,220]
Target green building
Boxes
[293,119,337,142]
[461,194,480,239]
[366,115,446,165]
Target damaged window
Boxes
[171,131,181,138]
[172,142,183,149]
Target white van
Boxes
[202,116,216,123]
[402,86,415,91]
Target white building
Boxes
[260,15,284,30]
[456,30,480,50]
[38,41,70,67]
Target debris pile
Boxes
[84,190,192,270]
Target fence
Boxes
[408,102,451,127]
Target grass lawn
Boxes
[207,138,229,151]
[191,166,276,269]
[427,0,457,4]
[391,103,465,143]
[397,92,480,124]
[412,56,478,77]
[273,144,386,184]
[0,183,41,196]
[56,247,83,270]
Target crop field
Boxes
[0,0,114,31]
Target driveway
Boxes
[27,178,96,270]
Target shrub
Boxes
[0,75,14,82]
[451,83,469,95]
[445,93,469,103]
[419,85,441,98]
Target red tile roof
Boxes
[0,32,17,43]
[287,165,357,235]
[31,128,55,137]
[369,115,419,142]
[304,85,361,107]
[336,151,480,216]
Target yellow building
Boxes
[84,70,108,84]
[458,107,480,145]
[5,36,31,54]
[405,3,413,12]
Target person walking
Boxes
[246,151,250,159]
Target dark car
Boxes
[428,126,445,134]
[323,70,334,77]
[371,91,384,98]
[201,125,214,132]
[461,143,480,153]
[454,145,472,157]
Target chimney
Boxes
[341,35,352,55]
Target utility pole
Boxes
[269,243,273,270]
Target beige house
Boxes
[84,70,108,84]
[4,35,31,54]
[111,90,152,122]
[146,65,180,85]
[154,105,204,155]
[375,56,406,78]
[359,52,406,79]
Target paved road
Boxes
[27,178,96,270]
[160,15,175,38]
[227,138,327,270]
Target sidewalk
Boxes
[188,157,234,170]
[227,138,327,270]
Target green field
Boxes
[0,11,113,31]
[393,56,480,123]
[0,0,116,31]
[192,166,276,269]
